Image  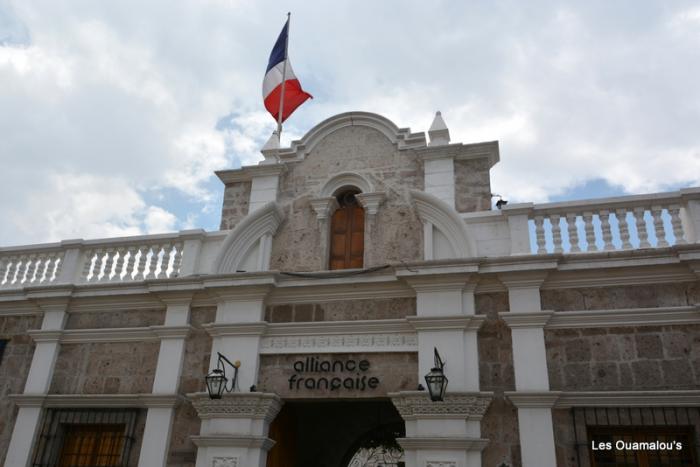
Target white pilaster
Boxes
[190,392,281,467]
[5,298,68,467]
[423,157,455,208]
[138,294,193,467]
[249,175,280,212]
[500,272,558,467]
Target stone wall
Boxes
[545,324,700,391]
[454,158,492,213]
[482,397,521,467]
[65,309,165,329]
[258,352,418,398]
[0,314,41,466]
[552,409,579,467]
[50,342,159,394]
[265,298,416,322]
[541,282,700,311]
[219,181,251,230]
[268,126,425,271]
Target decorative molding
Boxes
[505,391,562,408]
[554,390,700,408]
[9,393,181,408]
[426,461,459,467]
[215,163,285,184]
[319,172,374,197]
[189,392,282,422]
[203,322,268,337]
[356,192,386,215]
[406,315,485,331]
[212,202,284,274]
[27,325,192,343]
[389,391,493,420]
[212,457,238,467]
[309,197,339,221]
[498,311,554,328]
[545,306,700,329]
[398,437,488,451]
[411,190,477,259]
[192,436,275,450]
[260,333,417,354]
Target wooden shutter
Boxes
[329,204,364,270]
[58,424,125,466]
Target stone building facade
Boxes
[1,111,699,467]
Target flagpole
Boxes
[276,12,291,141]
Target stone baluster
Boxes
[7,257,20,285]
[534,215,546,253]
[111,248,127,281]
[551,214,563,253]
[615,208,632,249]
[34,254,48,283]
[52,252,65,283]
[124,247,138,281]
[80,249,95,281]
[100,248,115,281]
[170,243,183,277]
[23,255,38,284]
[599,210,614,250]
[633,207,651,248]
[43,253,57,283]
[668,204,686,245]
[650,206,668,247]
[158,244,172,279]
[0,257,8,285]
[566,213,580,253]
[146,245,160,279]
[134,246,149,280]
[582,211,596,252]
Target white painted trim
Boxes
[555,390,700,407]
[397,437,489,450]
[406,315,485,331]
[265,319,413,336]
[319,172,374,197]
[27,325,192,343]
[203,322,268,337]
[499,311,554,328]
[260,333,417,354]
[546,306,700,328]
[411,190,477,258]
[505,391,562,408]
[190,436,275,450]
[10,393,181,408]
[212,202,284,274]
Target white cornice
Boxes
[27,325,192,343]
[499,311,554,328]
[215,164,285,184]
[554,390,700,408]
[203,322,268,337]
[546,306,700,328]
[505,391,562,408]
[406,315,485,331]
[190,435,275,450]
[265,319,413,336]
[397,437,489,451]
[10,393,181,408]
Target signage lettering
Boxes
[288,356,380,391]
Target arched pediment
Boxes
[319,172,374,197]
[284,111,426,158]
[411,190,477,259]
[213,202,285,274]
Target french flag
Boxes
[263,18,312,123]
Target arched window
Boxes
[329,189,364,270]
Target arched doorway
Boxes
[329,189,365,270]
[342,422,405,467]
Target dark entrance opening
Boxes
[267,399,405,467]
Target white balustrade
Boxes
[526,190,697,254]
[0,251,64,288]
[81,242,183,282]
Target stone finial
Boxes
[428,111,450,146]
[260,131,280,165]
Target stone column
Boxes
[5,297,69,467]
[309,196,339,270]
[499,271,558,467]
[190,392,282,467]
[138,294,193,467]
[356,191,386,267]
[390,392,492,467]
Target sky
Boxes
[1,0,699,247]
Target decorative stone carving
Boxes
[190,392,282,422]
[259,333,417,354]
[355,192,386,216]
[212,457,238,467]
[309,197,339,220]
[426,462,456,467]
[389,391,492,420]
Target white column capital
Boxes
[309,196,339,220]
[355,191,386,215]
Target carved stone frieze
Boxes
[259,333,418,354]
[212,457,238,467]
[426,462,456,467]
[189,392,282,422]
[389,391,493,420]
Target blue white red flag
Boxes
[262,18,312,123]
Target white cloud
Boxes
[1,0,700,246]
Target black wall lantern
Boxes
[205,352,241,399]
[424,347,448,402]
